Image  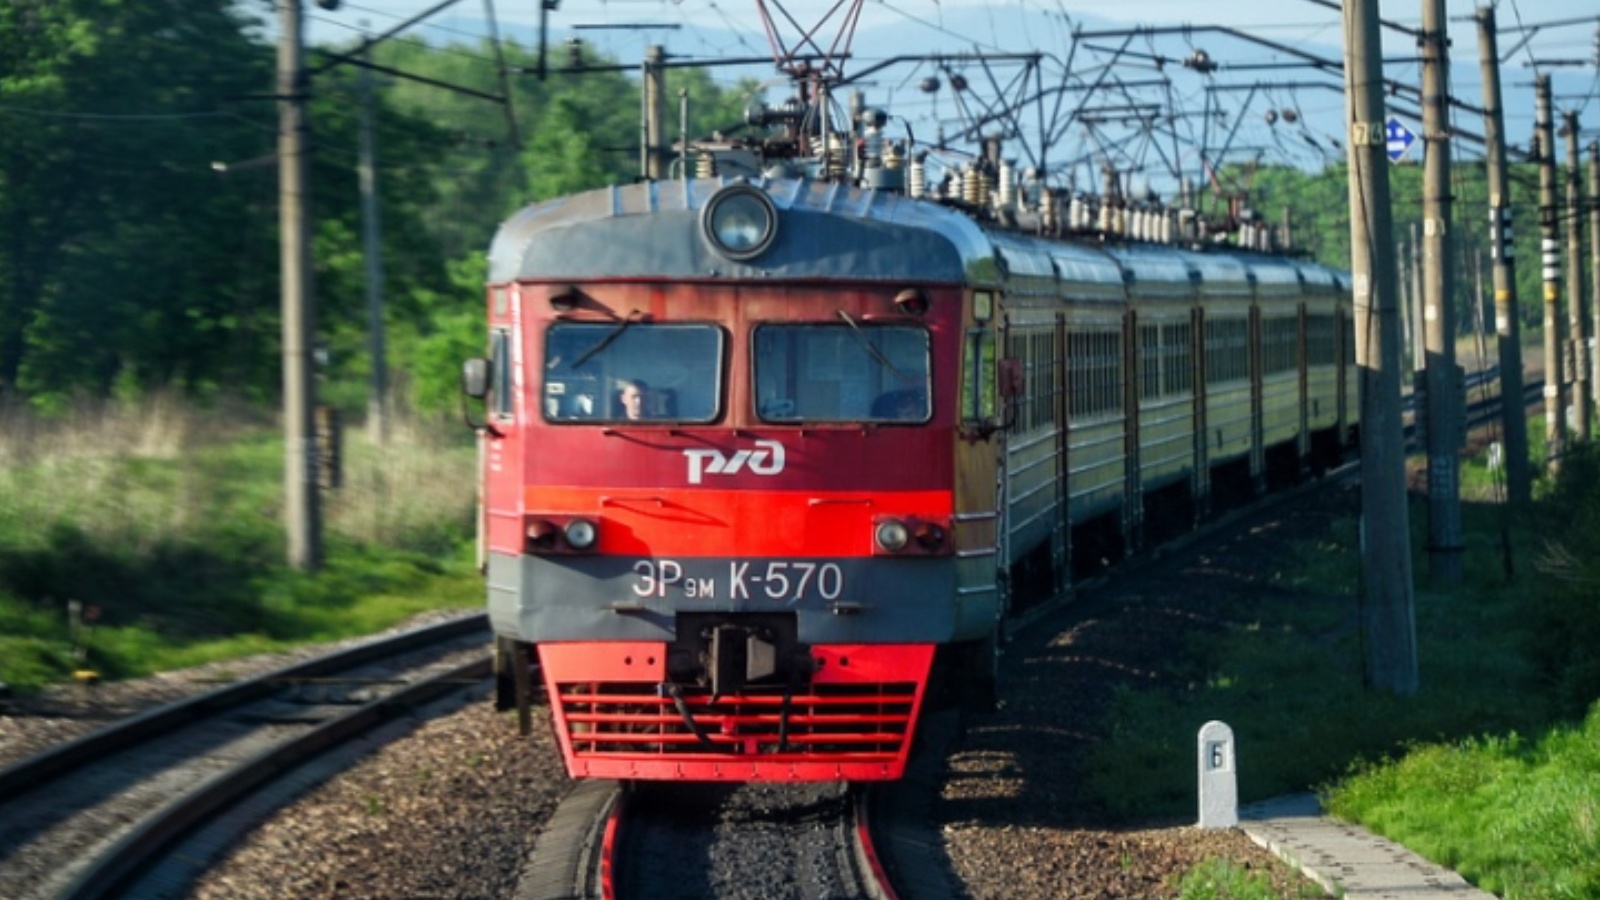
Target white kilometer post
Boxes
[1198,720,1238,828]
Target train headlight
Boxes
[563,518,598,550]
[702,184,778,261]
[874,519,910,553]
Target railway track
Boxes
[0,613,492,900]
[522,780,895,900]
[518,710,962,900]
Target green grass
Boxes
[0,394,480,689]
[1084,429,1600,898]
[1173,859,1325,900]
[1328,710,1600,900]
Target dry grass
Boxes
[0,392,474,554]
[0,390,269,466]
[324,415,477,551]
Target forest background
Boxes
[0,0,1557,417]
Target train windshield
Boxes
[542,323,723,423]
[753,324,930,423]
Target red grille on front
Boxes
[551,683,919,759]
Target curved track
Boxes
[0,613,491,900]
[523,780,918,900]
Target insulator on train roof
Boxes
[1041,188,1058,234]
[861,127,884,167]
[998,158,1017,212]
[826,146,848,181]
[908,153,926,198]
[1070,194,1088,232]
[963,165,982,206]
[696,152,716,179]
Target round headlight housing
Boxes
[563,518,598,550]
[702,184,778,261]
[875,519,910,553]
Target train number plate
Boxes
[631,559,845,604]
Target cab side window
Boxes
[490,329,513,420]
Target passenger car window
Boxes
[754,324,930,423]
[542,323,723,423]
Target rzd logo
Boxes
[682,440,786,485]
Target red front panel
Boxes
[539,642,936,782]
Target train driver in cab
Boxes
[617,379,648,420]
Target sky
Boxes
[290,1,1600,196]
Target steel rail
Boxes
[59,655,491,900]
[0,612,487,801]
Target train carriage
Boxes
[1110,245,1203,546]
[467,117,1354,784]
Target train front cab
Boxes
[471,183,1014,782]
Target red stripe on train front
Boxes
[538,642,936,782]
[497,487,953,557]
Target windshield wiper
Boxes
[572,309,642,369]
[835,309,904,377]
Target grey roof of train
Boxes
[489,177,1345,297]
[488,177,992,285]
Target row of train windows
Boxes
[1006,315,1345,432]
[495,316,1347,428]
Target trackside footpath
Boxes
[1240,794,1498,899]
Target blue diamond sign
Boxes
[1385,116,1416,163]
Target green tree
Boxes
[0,0,273,401]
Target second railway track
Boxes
[0,613,492,900]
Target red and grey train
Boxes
[465,114,1356,783]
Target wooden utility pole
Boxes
[1566,111,1590,442]
[1419,0,1462,581]
[1410,224,1424,372]
[1345,0,1417,694]
[279,0,323,571]
[1474,6,1531,504]
[1592,141,1600,419]
[1535,75,1566,472]
[359,43,390,447]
